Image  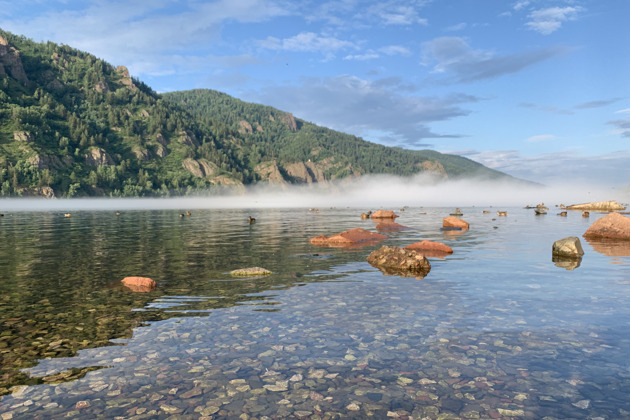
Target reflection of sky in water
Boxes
[2,207,630,418]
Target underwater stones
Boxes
[370,210,399,219]
[583,212,630,240]
[230,267,272,276]
[443,217,469,230]
[367,246,431,278]
[121,276,156,292]
[310,228,387,247]
[552,237,584,258]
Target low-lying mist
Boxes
[0,174,627,212]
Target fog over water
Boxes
[0,175,626,211]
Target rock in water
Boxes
[405,240,453,258]
[310,227,387,247]
[121,276,156,292]
[566,201,626,211]
[230,267,272,276]
[367,246,431,278]
[552,237,585,258]
[583,213,630,240]
[370,210,399,219]
[443,216,469,230]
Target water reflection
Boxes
[552,255,582,270]
[585,237,630,258]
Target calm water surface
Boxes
[1,206,629,419]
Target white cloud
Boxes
[364,1,429,26]
[444,23,467,32]
[257,32,357,54]
[379,45,412,56]
[245,75,480,147]
[526,6,584,35]
[608,111,630,138]
[526,134,556,143]
[344,51,380,61]
[421,37,569,83]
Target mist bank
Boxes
[0,175,627,212]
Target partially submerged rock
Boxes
[405,240,453,258]
[371,210,399,219]
[552,237,584,258]
[375,221,409,232]
[567,201,626,211]
[121,276,156,292]
[443,216,469,230]
[583,213,630,240]
[230,267,272,276]
[367,246,431,278]
[310,228,387,247]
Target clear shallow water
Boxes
[1,206,630,419]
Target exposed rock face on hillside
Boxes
[0,36,28,85]
[116,65,137,91]
[418,160,447,178]
[13,131,34,143]
[182,158,219,178]
[85,148,115,167]
[286,161,327,184]
[29,154,65,170]
[281,113,298,132]
[254,160,286,184]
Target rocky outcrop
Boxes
[305,161,326,182]
[371,210,399,219]
[116,66,137,91]
[0,35,29,85]
[28,154,64,170]
[418,160,447,178]
[281,113,298,132]
[156,133,168,146]
[13,131,34,143]
[254,160,286,184]
[85,148,115,167]
[285,161,328,184]
[121,276,156,292]
[367,246,431,278]
[132,147,152,161]
[230,267,272,276]
[583,213,630,240]
[238,120,253,134]
[209,175,244,187]
[182,158,219,178]
[154,144,168,158]
[567,201,626,211]
[94,80,109,93]
[310,228,387,247]
[443,217,469,230]
[178,130,200,147]
[552,237,584,258]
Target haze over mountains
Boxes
[1,29,523,198]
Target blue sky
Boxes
[1,0,628,187]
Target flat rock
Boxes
[552,236,584,258]
[230,267,272,276]
[406,240,453,258]
[567,201,626,211]
[367,246,431,278]
[583,212,630,240]
[121,276,156,292]
[443,216,469,230]
[310,227,387,247]
[371,210,399,219]
[375,221,408,232]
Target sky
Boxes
[1,0,629,188]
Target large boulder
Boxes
[583,213,630,240]
[443,216,469,230]
[552,237,584,258]
[567,201,626,211]
[406,240,453,258]
[371,210,399,219]
[310,228,387,248]
[367,246,431,278]
[121,276,156,293]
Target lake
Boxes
[1,204,630,419]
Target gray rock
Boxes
[552,237,584,258]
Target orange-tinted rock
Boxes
[310,228,387,247]
[367,246,431,278]
[375,221,408,232]
[121,276,156,292]
[443,216,469,230]
[371,210,399,219]
[583,213,630,240]
[406,240,453,255]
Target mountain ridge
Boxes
[0,29,526,198]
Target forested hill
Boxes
[0,29,517,198]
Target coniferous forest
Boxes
[0,29,517,198]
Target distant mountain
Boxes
[0,29,520,198]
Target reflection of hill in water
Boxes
[0,209,374,394]
[585,238,630,257]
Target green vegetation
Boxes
[0,29,516,198]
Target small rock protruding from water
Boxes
[367,245,431,278]
[371,210,399,219]
[552,237,585,258]
[443,216,469,230]
[583,211,590,218]
[360,211,372,219]
[121,276,157,292]
[230,267,272,276]
[497,211,507,216]
[558,211,567,217]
